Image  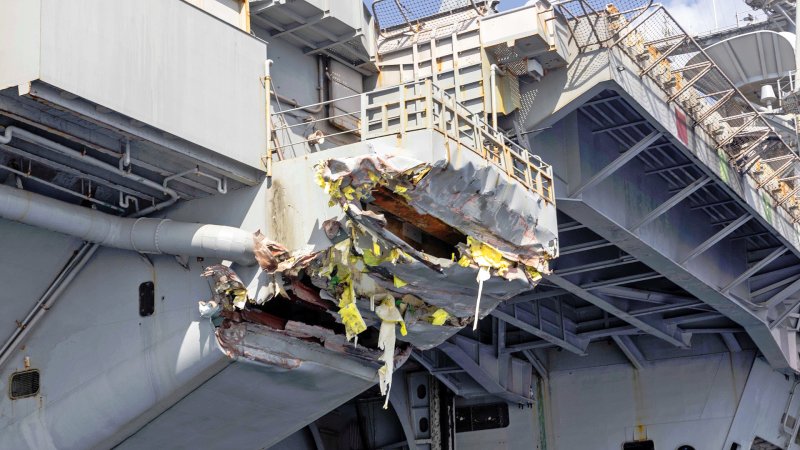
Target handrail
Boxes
[371,0,486,38]
[554,0,800,224]
[270,78,555,204]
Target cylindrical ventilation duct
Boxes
[0,183,255,265]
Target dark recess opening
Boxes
[623,441,655,450]
[9,369,40,399]
[455,402,509,433]
[139,281,155,317]
[367,188,466,260]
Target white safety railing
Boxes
[270,79,555,203]
[555,0,800,222]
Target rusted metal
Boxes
[370,188,464,245]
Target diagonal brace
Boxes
[491,307,588,355]
[680,215,751,264]
[632,176,710,231]
[612,335,646,370]
[722,247,787,293]
[438,341,532,404]
[761,277,800,309]
[571,131,661,198]
[547,273,690,348]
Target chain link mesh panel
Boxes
[371,0,487,36]
[556,0,800,222]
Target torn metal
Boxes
[199,149,555,407]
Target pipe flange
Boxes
[130,217,147,253]
[154,218,172,254]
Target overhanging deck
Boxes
[515,1,800,372]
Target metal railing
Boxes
[371,0,487,38]
[269,79,555,203]
[555,0,800,222]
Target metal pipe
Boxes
[0,128,243,372]
[265,59,273,176]
[0,127,11,144]
[773,4,795,29]
[794,2,799,91]
[270,56,325,114]
[0,141,151,201]
[0,161,124,212]
[0,183,256,265]
[0,126,179,216]
[0,242,99,372]
[490,64,499,133]
[163,166,227,194]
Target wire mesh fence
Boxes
[554,0,800,222]
[555,0,653,50]
[371,0,487,37]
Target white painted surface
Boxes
[725,357,800,450]
[0,0,40,91]
[0,183,269,449]
[547,352,753,449]
[184,0,246,30]
[456,404,541,450]
[0,247,225,449]
[38,0,267,169]
[0,220,81,351]
[479,5,542,48]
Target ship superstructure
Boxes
[0,0,800,449]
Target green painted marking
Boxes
[717,149,730,184]
[762,191,773,223]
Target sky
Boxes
[364,0,754,36]
[496,0,747,34]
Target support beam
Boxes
[556,197,788,371]
[521,350,548,379]
[438,342,531,404]
[571,131,661,197]
[722,247,787,293]
[496,319,506,357]
[558,221,586,232]
[507,289,567,305]
[631,176,711,231]
[271,13,327,38]
[611,335,646,370]
[578,326,639,339]
[555,257,638,276]
[576,300,709,329]
[664,311,722,324]
[580,272,663,290]
[761,277,800,309]
[504,340,555,353]
[751,273,800,298]
[491,307,588,355]
[769,300,800,329]
[680,215,751,264]
[410,352,462,396]
[559,239,614,255]
[595,286,695,304]
[547,273,691,347]
[592,119,648,134]
[683,327,743,333]
[720,333,742,352]
[630,300,708,316]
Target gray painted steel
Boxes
[0,0,267,171]
[0,183,256,265]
